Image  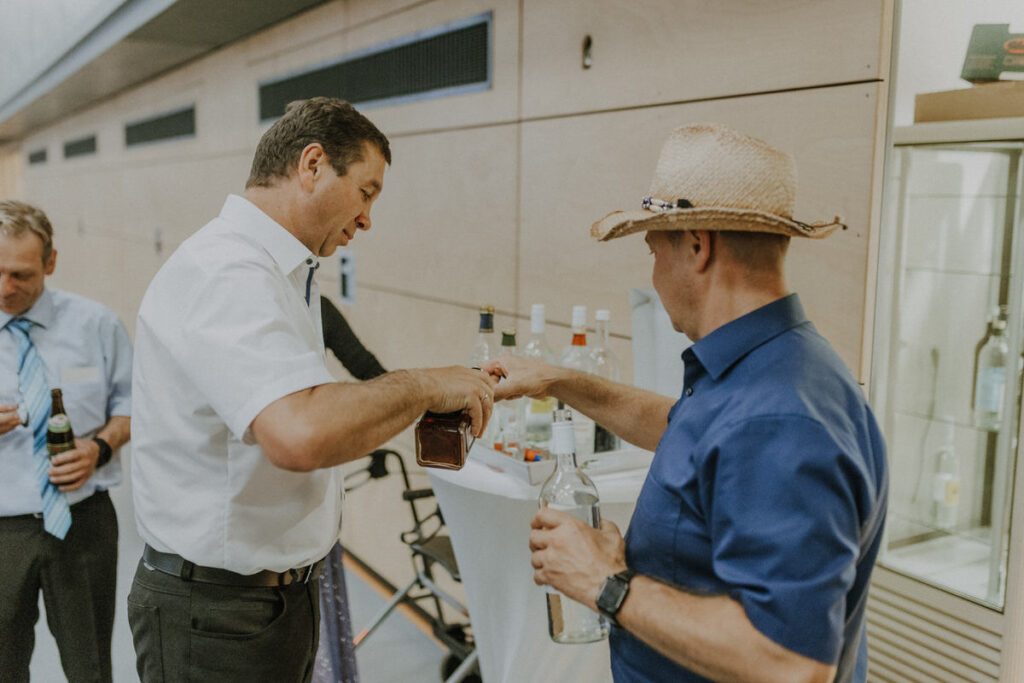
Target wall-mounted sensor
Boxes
[582,34,593,69]
[339,248,355,304]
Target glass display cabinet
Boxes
[872,123,1023,609]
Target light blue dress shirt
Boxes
[0,288,132,515]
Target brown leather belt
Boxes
[142,545,323,587]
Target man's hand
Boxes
[529,507,628,610]
[413,366,498,438]
[485,355,563,402]
[49,438,100,492]
[0,404,22,436]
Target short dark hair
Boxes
[664,229,789,271]
[246,97,391,188]
[717,231,790,271]
[0,200,54,262]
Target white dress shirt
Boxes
[132,194,339,574]
[0,289,133,515]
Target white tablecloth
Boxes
[428,446,649,683]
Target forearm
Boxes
[549,370,672,451]
[255,370,435,470]
[615,577,835,683]
[96,415,131,451]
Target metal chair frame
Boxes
[348,449,479,682]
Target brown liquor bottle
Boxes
[47,388,75,459]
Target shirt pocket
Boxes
[59,365,106,432]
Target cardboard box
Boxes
[914,81,1024,123]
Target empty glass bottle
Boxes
[523,304,557,448]
[539,409,609,644]
[560,305,596,459]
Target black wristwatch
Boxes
[596,568,636,627]
[93,437,113,468]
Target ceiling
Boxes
[0,0,328,143]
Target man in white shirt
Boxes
[0,200,132,683]
[128,97,495,682]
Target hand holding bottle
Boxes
[48,437,102,492]
[413,366,498,438]
[529,508,626,611]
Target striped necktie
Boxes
[8,317,72,539]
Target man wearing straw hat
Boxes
[490,123,887,683]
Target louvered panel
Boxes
[868,629,982,682]
[867,579,1001,683]
[868,599,1000,673]
[870,588,1002,652]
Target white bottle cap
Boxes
[595,309,610,322]
[571,305,587,330]
[531,304,546,334]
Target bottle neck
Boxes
[594,320,609,348]
[478,312,494,334]
[571,332,587,346]
[556,452,578,470]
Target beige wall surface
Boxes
[13,0,891,612]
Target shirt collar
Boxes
[689,293,808,381]
[0,288,54,331]
[220,194,318,276]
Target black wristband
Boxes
[93,437,113,467]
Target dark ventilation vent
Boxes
[259,12,492,120]
[64,135,97,158]
[125,107,195,147]
[28,149,47,165]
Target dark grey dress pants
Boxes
[0,490,118,683]
[128,559,321,682]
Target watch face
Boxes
[598,573,630,619]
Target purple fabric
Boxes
[313,543,360,683]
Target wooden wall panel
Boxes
[518,82,881,375]
[521,0,885,119]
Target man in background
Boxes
[492,124,887,683]
[0,200,132,683]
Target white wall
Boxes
[894,1,1023,126]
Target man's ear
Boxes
[691,230,714,273]
[297,143,326,191]
[44,249,57,276]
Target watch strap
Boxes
[597,568,636,626]
[93,436,113,467]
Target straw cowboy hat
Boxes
[590,123,845,241]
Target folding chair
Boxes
[348,449,479,683]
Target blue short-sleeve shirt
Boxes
[610,294,887,683]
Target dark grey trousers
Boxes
[128,559,321,683]
[0,490,118,683]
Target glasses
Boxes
[0,379,29,427]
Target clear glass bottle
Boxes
[471,305,496,367]
[973,317,1009,431]
[523,304,557,449]
[932,420,960,532]
[495,329,525,456]
[539,409,609,644]
[560,305,596,458]
[590,309,621,453]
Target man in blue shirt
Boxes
[491,124,887,683]
[0,200,132,683]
